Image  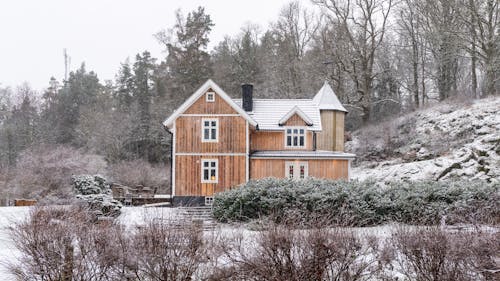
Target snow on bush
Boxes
[212,178,499,226]
[72,175,122,217]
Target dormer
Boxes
[278,106,314,127]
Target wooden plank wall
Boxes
[308,159,348,179]
[176,155,246,196]
[250,131,313,151]
[316,111,345,152]
[250,159,286,179]
[174,88,248,197]
[184,88,237,114]
[334,112,344,151]
[283,113,308,126]
[250,159,349,180]
[176,116,246,153]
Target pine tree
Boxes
[156,7,214,101]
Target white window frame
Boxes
[285,161,295,179]
[285,161,308,180]
[206,91,215,102]
[201,118,218,142]
[201,159,218,183]
[284,127,307,148]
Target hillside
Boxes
[346,96,500,183]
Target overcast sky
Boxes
[0,0,303,91]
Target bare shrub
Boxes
[392,227,500,281]
[211,225,384,281]
[6,206,132,280]
[130,220,210,280]
[11,145,106,201]
[109,159,170,194]
[7,206,216,280]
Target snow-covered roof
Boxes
[163,80,257,131]
[235,99,323,131]
[312,81,348,112]
[251,150,356,159]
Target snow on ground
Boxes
[1,206,497,280]
[349,96,500,183]
[0,206,401,280]
[0,207,30,280]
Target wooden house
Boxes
[163,80,355,205]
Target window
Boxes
[201,159,218,183]
[205,196,214,205]
[285,161,308,180]
[206,91,215,102]
[285,127,306,148]
[202,118,218,142]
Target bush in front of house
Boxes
[212,178,499,226]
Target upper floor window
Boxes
[202,118,218,142]
[285,127,306,148]
[201,159,218,183]
[206,91,215,102]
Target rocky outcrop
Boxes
[348,97,500,183]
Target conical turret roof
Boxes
[312,81,347,112]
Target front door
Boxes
[285,161,308,180]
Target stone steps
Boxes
[176,206,216,230]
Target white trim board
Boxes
[175,153,247,156]
[250,156,355,160]
[171,123,176,197]
[180,114,241,117]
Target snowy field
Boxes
[1,206,496,280]
[0,206,400,280]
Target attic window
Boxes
[285,127,306,148]
[206,91,215,102]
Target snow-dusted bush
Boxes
[210,225,386,281]
[9,206,218,280]
[392,227,499,281]
[72,174,122,217]
[212,179,499,226]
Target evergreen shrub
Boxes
[212,178,499,226]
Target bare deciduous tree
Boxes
[313,0,394,123]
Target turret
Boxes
[313,82,347,152]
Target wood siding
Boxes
[316,111,345,152]
[283,113,308,126]
[250,158,349,180]
[184,88,238,114]
[250,130,313,151]
[176,155,246,196]
[176,116,246,153]
[173,87,249,197]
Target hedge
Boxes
[212,178,499,226]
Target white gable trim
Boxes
[163,79,257,130]
[278,106,314,126]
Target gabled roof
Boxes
[234,99,322,131]
[278,106,314,126]
[163,79,257,130]
[312,81,348,112]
